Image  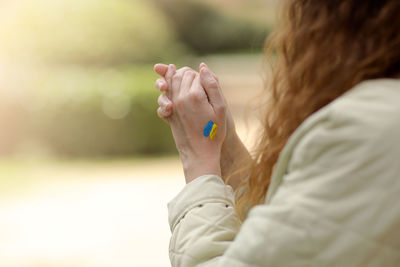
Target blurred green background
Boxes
[0,1,277,266]
[0,0,274,158]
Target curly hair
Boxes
[235,0,400,219]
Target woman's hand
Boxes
[155,63,236,135]
[160,64,227,183]
[154,63,251,189]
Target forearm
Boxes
[220,133,252,190]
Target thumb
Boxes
[200,66,225,113]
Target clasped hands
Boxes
[154,63,249,187]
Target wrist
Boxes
[219,132,251,189]
[181,153,221,184]
[220,132,240,173]
[221,131,239,155]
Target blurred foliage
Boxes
[0,66,177,157]
[0,0,272,158]
[200,0,277,27]
[0,0,182,65]
[155,0,269,54]
[0,0,181,157]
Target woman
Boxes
[154,0,400,266]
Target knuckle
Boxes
[183,71,196,82]
[155,79,162,90]
[165,103,173,113]
[157,93,163,101]
[158,106,171,119]
[189,91,202,102]
[215,103,226,113]
[180,67,192,73]
[208,79,219,89]
[178,67,193,76]
[165,67,175,79]
[184,70,194,76]
[175,96,186,108]
[158,94,172,109]
[173,73,182,83]
[157,94,165,106]
[157,107,164,118]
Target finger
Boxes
[154,63,169,77]
[171,66,193,101]
[157,94,173,117]
[157,107,170,123]
[189,74,208,102]
[165,64,176,84]
[155,78,168,92]
[179,70,196,96]
[165,64,176,98]
[199,62,219,82]
[200,66,225,112]
[202,64,226,104]
[199,64,224,101]
[175,66,194,75]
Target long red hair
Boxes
[234,0,400,219]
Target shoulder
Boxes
[328,78,400,138]
[291,78,400,171]
[267,78,400,201]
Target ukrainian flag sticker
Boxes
[203,120,218,140]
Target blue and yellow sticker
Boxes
[203,120,218,140]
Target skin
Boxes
[154,63,251,187]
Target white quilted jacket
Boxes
[167,79,400,267]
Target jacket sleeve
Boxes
[168,175,242,267]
